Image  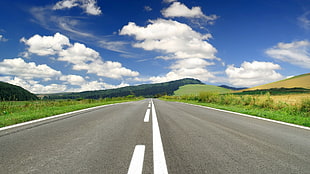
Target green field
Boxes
[174,84,231,96]
[0,97,142,128]
[163,91,310,127]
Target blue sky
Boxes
[0,0,310,93]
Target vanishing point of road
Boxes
[0,99,309,173]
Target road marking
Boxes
[127,145,145,174]
[144,109,150,122]
[151,100,169,174]
[148,103,151,107]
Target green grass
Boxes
[162,93,310,127]
[174,84,232,96]
[0,97,143,128]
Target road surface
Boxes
[0,99,309,173]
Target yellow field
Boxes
[243,73,310,91]
[268,93,310,105]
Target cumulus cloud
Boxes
[0,58,61,79]
[161,2,218,25]
[21,33,139,79]
[53,0,102,15]
[5,77,67,94]
[162,2,203,18]
[85,60,139,79]
[225,61,283,87]
[265,40,310,69]
[58,42,99,64]
[120,19,217,60]
[120,18,219,83]
[0,35,8,42]
[21,33,71,56]
[150,58,215,83]
[60,74,85,85]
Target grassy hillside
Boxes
[174,84,232,96]
[0,81,38,101]
[243,73,310,91]
[0,97,142,127]
[47,78,203,99]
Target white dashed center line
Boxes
[127,99,168,174]
[144,108,150,122]
[127,145,145,174]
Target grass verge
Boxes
[161,93,310,127]
[0,97,143,128]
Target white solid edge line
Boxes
[181,102,310,131]
[0,102,130,132]
[127,145,145,174]
[152,100,169,174]
[144,108,150,122]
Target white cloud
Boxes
[21,33,71,56]
[53,0,102,15]
[0,75,129,93]
[0,76,67,94]
[29,6,125,53]
[0,58,61,79]
[85,60,139,79]
[161,2,218,24]
[149,58,215,83]
[265,40,310,69]
[57,42,139,78]
[58,42,99,64]
[98,40,129,53]
[162,2,203,18]
[144,6,152,12]
[56,16,93,37]
[60,74,85,85]
[30,7,94,38]
[21,33,139,79]
[120,18,219,83]
[298,11,310,30]
[225,61,283,87]
[170,58,214,69]
[73,80,105,91]
[120,19,218,60]
[0,35,8,42]
[78,81,129,91]
[163,0,176,3]
[64,80,129,92]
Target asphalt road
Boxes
[0,99,309,174]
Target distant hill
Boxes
[47,78,203,99]
[219,85,247,91]
[174,84,232,96]
[0,81,38,101]
[242,73,310,91]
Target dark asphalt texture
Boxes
[0,99,309,173]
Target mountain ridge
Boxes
[46,78,204,99]
[0,81,38,101]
